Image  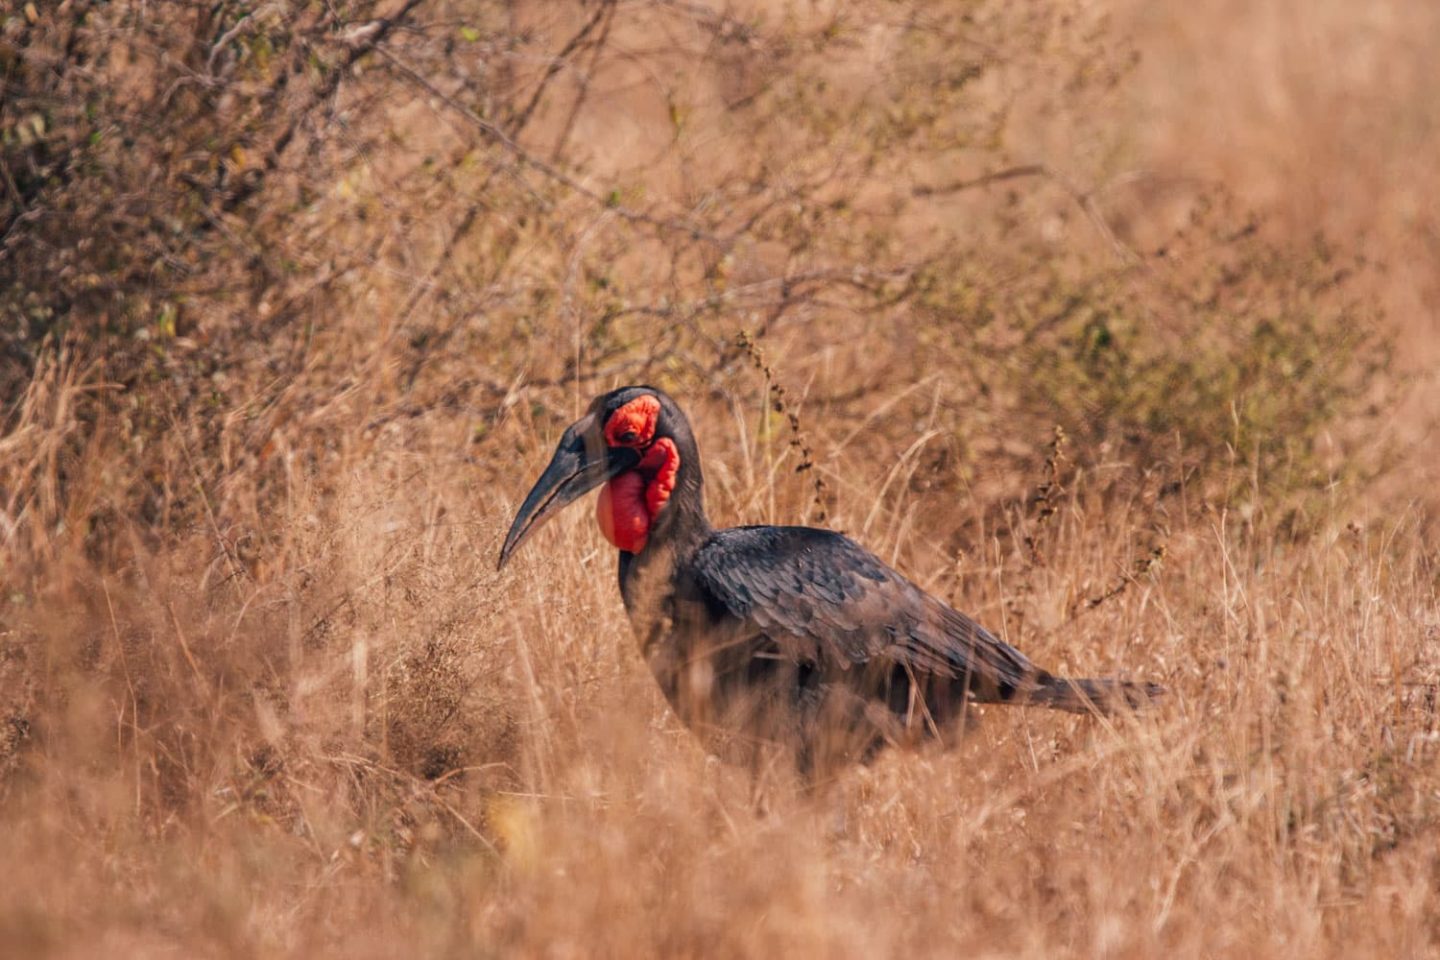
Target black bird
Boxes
[498,386,1161,774]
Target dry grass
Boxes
[4,441,1437,958]
[3,1,1439,957]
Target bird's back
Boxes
[688,524,1041,694]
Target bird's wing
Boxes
[690,526,1039,695]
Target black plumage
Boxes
[691,526,1035,695]
[500,386,1161,774]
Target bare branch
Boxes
[373,43,726,246]
[916,164,1141,265]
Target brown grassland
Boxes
[3,1,1439,956]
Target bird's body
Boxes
[499,386,1160,774]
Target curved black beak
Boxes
[497,415,641,570]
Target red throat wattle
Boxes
[596,438,679,553]
[594,394,677,552]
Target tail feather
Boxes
[1028,674,1165,713]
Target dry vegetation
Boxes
[2,0,1438,956]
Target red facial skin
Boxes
[603,394,660,448]
[595,396,678,553]
[643,438,678,518]
[596,472,649,551]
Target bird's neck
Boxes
[596,433,709,557]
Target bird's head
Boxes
[497,386,695,569]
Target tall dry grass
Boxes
[2,1,1438,957]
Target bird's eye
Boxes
[618,430,639,444]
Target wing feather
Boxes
[690,526,1039,695]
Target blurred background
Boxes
[1,2,1437,956]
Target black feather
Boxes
[689,526,1039,699]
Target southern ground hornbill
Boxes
[498,386,1162,774]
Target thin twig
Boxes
[736,331,829,522]
[510,0,617,136]
[373,44,724,245]
[915,163,1140,265]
